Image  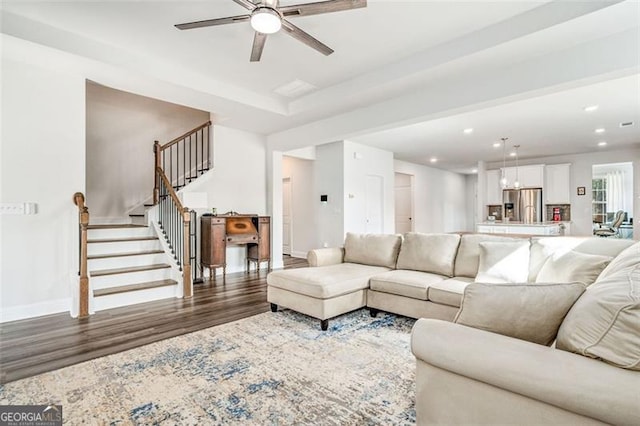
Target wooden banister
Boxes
[156,167,193,298]
[160,121,211,151]
[73,192,89,318]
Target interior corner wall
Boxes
[394,160,468,233]
[1,58,85,321]
[314,142,345,248]
[282,156,318,257]
[343,140,395,234]
[182,125,268,274]
[86,83,209,220]
[466,174,478,231]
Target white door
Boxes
[366,175,384,233]
[282,178,292,255]
[395,173,413,234]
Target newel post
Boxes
[182,209,193,298]
[153,141,161,205]
[73,192,90,318]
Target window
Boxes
[592,178,607,223]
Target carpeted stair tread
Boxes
[88,250,165,260]
[91,264,171,277]
[93,279,177,297]
[88,236,158,243]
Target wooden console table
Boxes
[200,214,270,281]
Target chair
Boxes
[594,210,625,237]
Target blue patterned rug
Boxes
[0,309,417,425]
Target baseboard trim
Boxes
[290,250,307,259]
[1,298,72,323]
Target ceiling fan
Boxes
[175,0,367,62]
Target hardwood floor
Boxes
[0,255,308,384]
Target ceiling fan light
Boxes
[250,8,281,34]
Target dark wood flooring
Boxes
[0,256,308,384]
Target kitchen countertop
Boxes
[477,221,565,227]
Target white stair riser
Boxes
[93,285,178,312]
[88,227,154,239]
[130,216,147,226]
[88,253,170,271]
[88,240,162,256]
[91,268,174,289]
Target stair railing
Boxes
[156,167,192,298]
[73,192,90,318]
[153,121,212,203]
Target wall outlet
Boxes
[0,202,38,215]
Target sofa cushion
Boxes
[267,263,390,299]
[475,241,530,283]
[597,241,640,282]
[556,261,640,371]
[369,270,446,300]
[535,251,612,285]
[455,282,586,346]
[454,234,526,278]
[396,233,461,277]
[343,233,402,269]
[528,237,634,282]
[427,277,474,308]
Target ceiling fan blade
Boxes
[250,32,267,62]
[280,0,366,18]
[232,0,257,11]
[281,19,334,56]
[175,15,250,30]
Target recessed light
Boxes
[598,141,607,147]
[595,128,605,133]
[463,128,474,134]
[510,152,517,157]
[584,105,599,112]
[471,168,478,173]
[493,142,501,148]
[430,157,438,163]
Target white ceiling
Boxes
[2,0,639,173]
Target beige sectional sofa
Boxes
[267,232,632,328]
[267,232,639,424]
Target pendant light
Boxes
[513,144,521,189]
[500,137,508,189]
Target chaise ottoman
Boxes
[266,233,402,330]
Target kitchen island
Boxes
[476,221,563,236]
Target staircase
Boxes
[73,121,212,317]
[87,224,180,312]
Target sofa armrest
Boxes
[307,247,344,267]
[411,319,640,426]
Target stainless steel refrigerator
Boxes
[503,188,543,223]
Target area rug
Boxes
[0,309,417,425]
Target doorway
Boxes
[592,162,634,239]
[395,172,414,234]
[282,177,292,254]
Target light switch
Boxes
[0,202,38,215]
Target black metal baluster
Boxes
[183,137,186,189]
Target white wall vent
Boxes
[620,121,634,127]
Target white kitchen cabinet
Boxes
[501,164,544,189]
[545,163,571,204]
[486,169,502,205]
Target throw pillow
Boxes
[556,263,640,371]
[455,282,586,346]
[536,251,612,285]
[343,233,402,269]
[597,241,640,282]
[475,241,530,283]
[396,233,461,277]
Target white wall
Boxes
[394,160,468,233]
[488,147,640,238]
[182,125,267,274]
[282,156,317,257]
[314,142,345,248]
[86,82,209,220]
[465,174,478,231]
[343,140,395,234]
[1,58,85,321]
